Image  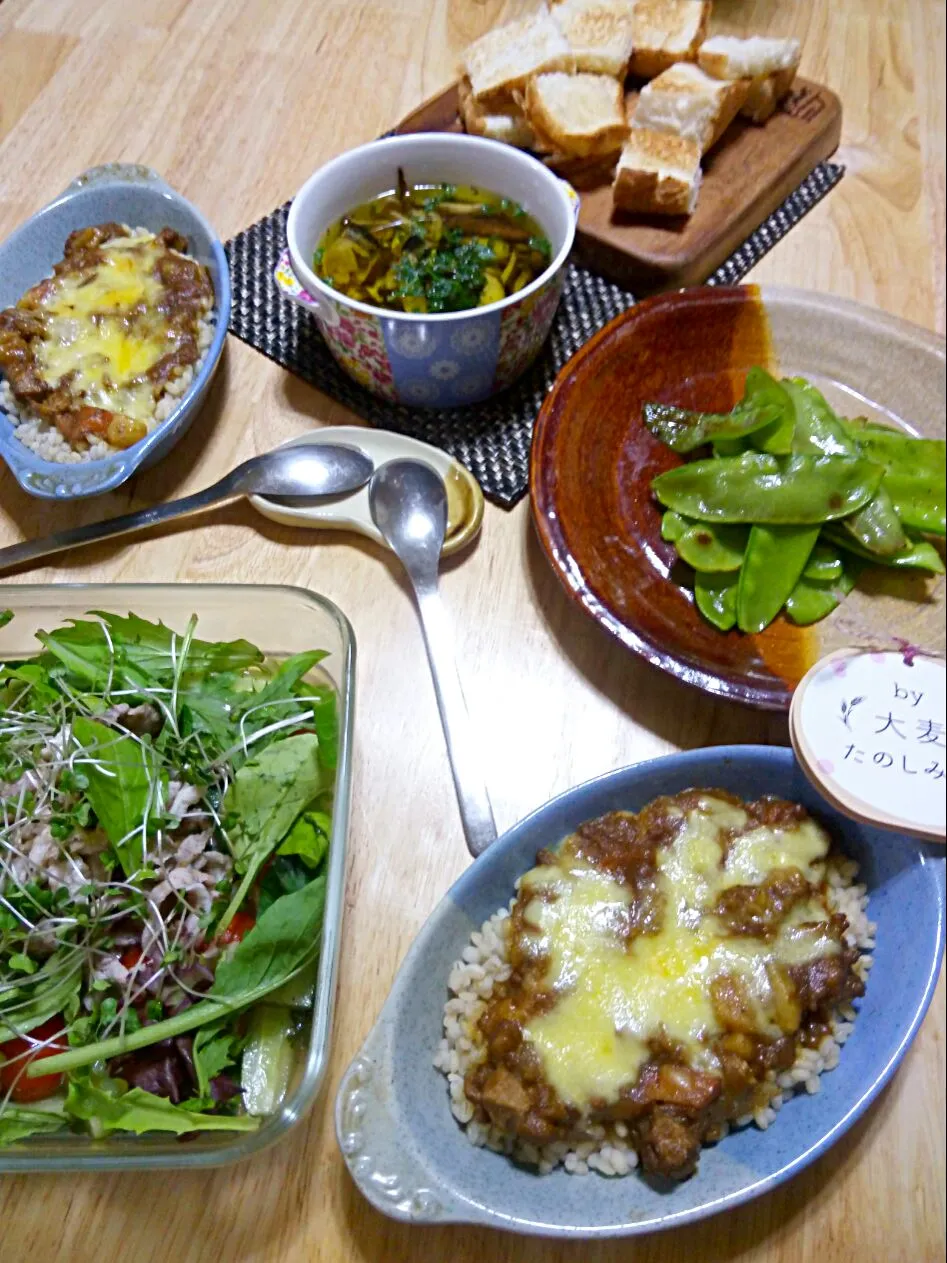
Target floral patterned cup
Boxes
[277,134,578,408]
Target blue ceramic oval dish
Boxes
[0,164,230,500]
[336,745,945,1239]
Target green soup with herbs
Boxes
[313,172,552,314]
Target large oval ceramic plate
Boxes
[530,286,946,710]
[336,746,945,1238]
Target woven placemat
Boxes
[226,161,844,507]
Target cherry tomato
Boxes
[120,947,144,971]
[0,1015,67,1103]
[217,911,256,947]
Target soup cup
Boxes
[278,134,578,408]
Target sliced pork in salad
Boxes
[0,610,336,1144]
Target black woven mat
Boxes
[225,161,844,507]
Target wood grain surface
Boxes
[397,77,843,291]
[0,1,943,1261]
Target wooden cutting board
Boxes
[393,78,842,293]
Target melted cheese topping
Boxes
[521,796,839,1110]
[32,233,183,422]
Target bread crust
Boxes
[741,65,798,123]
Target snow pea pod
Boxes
[652,454,884,524]
[786,379,907,555]
[694,571,739,631]
[675,522,748,572]
[660,510,689,542]
[822,524,945,573]
[881,472,946,536]
[785,566,856,626]
[844,423,947,479]
[736,524,821,633]
[844,423,946,534]
[642,366,785,453]
[784,379,851,457]
[803,542,844,581]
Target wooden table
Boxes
[0,1,943,1259]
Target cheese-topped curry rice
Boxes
[0,222,214,464]
[435,790,873,1180]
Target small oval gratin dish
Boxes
[0,165,231,501]
[335,746,945,1239]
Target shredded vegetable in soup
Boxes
[313,171,552,313]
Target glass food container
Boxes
[0,584,354,1170]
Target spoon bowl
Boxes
[369,459,447,573]
[237,443,374,501]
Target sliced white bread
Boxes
[543,149,621,189]
[632,62,749,153]
[459,77,535,148]
[698,34,801,81]
[552,0,637,77]
[697,34,801,123]
[613,127,702,214]
[740,66,799,123]
[462,12,575,106]
[525,72,629,157]
[628,0,711,80]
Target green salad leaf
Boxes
[71,716,158,875]
[217,733,322,930]
[192,1025,239,1099]
[65,1082,259,1135]
[0,948,83,1039]
[0,1102,68,1144]
[278,809,330,868]
[39,613,262,689]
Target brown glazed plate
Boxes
[530,285,946,710]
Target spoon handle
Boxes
[0,476,240,575]
[414,584,498,858]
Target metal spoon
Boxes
[0,443,374,575]
[369,458,497,858]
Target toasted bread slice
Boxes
[613,127,702,214]
[543,149,621,189]
[628,0,711,80]
[552,0,636,77]
[458,77,535,148]
[525,72,629,157]
[741,65,799,123]
[462,12,575,107]
[698,35,801,81]
[632,62,749,152]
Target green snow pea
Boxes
[675,522,748,572]
[803,542,844,582]
[660,511,689,543]
[694,571,739,631]
[845,422,946,479]
[881,472,946,537]
[784,378,851,456]
[785,566,857,625]
[652,453,884,524]
[736,524,821,634]
[822,525,945,573]
[785,378,907,555]
[741,368,797,454]
[844,422,946,536]
[642,367,786,453]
